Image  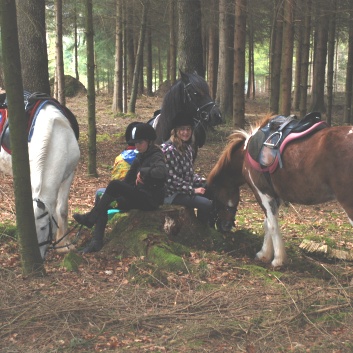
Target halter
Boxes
[183,82,217,130]
[34,198,81,254]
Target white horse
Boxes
[0,101,80,258]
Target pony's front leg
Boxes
[255,196,287,267]
[255,217,274,263]
[267,210,286,267]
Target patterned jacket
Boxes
[161,141,205,203]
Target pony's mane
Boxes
[207,129,248,185]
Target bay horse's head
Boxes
[207,130,248,232]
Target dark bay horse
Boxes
[208,114,353,267]
[151,71,222,149]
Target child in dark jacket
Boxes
[74,123,167,253]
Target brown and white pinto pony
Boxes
[208,116,353,267]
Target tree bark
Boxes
[293,0,303,111]
[0,0,44,276]
[216,0,234,121]
[299,0,312,118]
[279,0,295,116]
[310,3,329,113]
[128,0,149,113]
[85,0,97,176]
[207,0,218,99]
[112,0,123,113]
[233,0,246,128]
[269,0,283,114]
[177,0,204,76]
[16,0,50,94]
[326,0,336,125]
[146,17,153,96]
[344,1,353,124]
[169,0,177,84]
[55,0,65,105]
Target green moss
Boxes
[148,245,186,272]
[0,222,18,239]
[61,251,83,272]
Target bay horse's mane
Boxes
[207,129,249,185]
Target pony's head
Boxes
[207,131,248,232]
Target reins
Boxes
[34,198,83,254]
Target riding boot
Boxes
[73,192,115,228]
[82,215,108,253]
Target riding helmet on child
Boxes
[128,123,157,144]
[125,122,141,146]
[171,110,195,130]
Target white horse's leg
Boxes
[54,171,76,252]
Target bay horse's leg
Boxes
[54,171,76,252]
[255,192,287,267]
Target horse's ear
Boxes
[179,70,188,83]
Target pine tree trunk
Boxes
[299,0,312,118]
[177,0,204,76]
[216,0,233,121]
[128,0,149,113]
[55,0,65,105]
[310,4,329,113]
[233,0,246,128]
[326,2,336,125]
[169,0,177,84]
[85,0,97,176]
[0,0,44,276]
[344,3,353,124]
[146,19,153,97]
[16,0,50,94]
[269,0,283,114]
[279,0,294,116]
[112,0,123,113]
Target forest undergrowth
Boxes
[0,93,353,352]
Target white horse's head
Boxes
[33,198,58,259]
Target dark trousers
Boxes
[105,179,158,211]
[172,193,213,223]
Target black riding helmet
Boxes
[125,121,141,146]
[128,122,157,144]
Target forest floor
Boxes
[1,92,353,353]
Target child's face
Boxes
[176,126,193,142]
[134,140,149,153]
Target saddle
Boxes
[247,112,328,174]
[0,91,80,154]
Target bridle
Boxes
[34,198,81,254]
[183,82,218,130]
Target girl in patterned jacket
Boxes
[161,111,213,224]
